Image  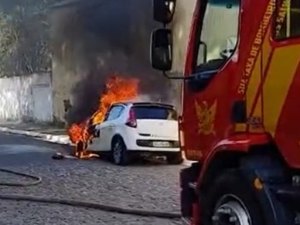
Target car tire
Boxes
[166,151,184,165]
[111,137,130,166]
[202,169,265,225]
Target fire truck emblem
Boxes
[195,100,217,135]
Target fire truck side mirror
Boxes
[153,0,176,24]
[150,28,173,71]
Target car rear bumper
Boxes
[120,127,180,152]
[125,139,180,152]
[136,139,179,147]
[127,147,180,152]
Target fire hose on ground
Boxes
[0,167,182,220]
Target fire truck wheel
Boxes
[202,169,264,225]
[111,137,130,166]
[166,152,183,165]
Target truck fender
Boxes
[196,132,272,191]
[212,132,272,152]
[239,155,293,225]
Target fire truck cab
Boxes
[150,0,300,224]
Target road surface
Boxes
[0,132,185,225]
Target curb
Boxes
[0,127,71,145]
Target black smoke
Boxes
[50,0,173,125]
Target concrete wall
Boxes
[51,59,84,124]
[0,73,53,122]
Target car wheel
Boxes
[112,137,129,166]
[202,169,265,225]
[166,151,183,164]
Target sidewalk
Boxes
[0,122,71,145]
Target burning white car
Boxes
[87,101,182,165]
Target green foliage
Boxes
[0,14,16,53]
[0,0,60,77]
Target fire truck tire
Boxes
[166,152,183,164]
[111,137,130,166]
[202,169,264,225]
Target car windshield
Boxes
[133,106,177,120]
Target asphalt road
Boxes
[0,132,185,225]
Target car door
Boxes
[88,120,108,152]
[102,105,125,150]
[95,105,124,151]
[89,106,118,151]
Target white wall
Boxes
[0,73,53,122]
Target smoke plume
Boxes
[50,0,175,125]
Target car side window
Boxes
[106,106,124,121]
[115,106,125,118]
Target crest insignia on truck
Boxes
[195,100,217,135]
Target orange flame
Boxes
[68,76,139,145]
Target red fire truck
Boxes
[150,0,300,224]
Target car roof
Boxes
[112,101,175,109]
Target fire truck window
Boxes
[275,0,300,39]
[196,0,240,71]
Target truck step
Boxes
[182,217,192,225]
[188,182,197,190]
[273,185,300,211]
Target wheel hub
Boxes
[212,195,251,225]
[113,142,122,163]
